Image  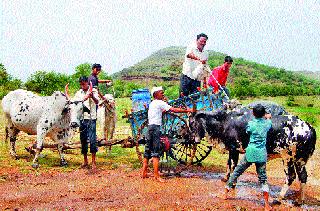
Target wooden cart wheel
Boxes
[162,112,212,165]
[169,141,212,165]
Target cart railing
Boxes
[126,87,228,140]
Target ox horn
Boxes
[65,83,71,101]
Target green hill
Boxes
[297,71,320,81]
[113,46,225,79]
[2,47,319,100]
[111,46,320,98]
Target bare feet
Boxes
[264,204,272,211]
[81,163,89,169]
[223,188,229,200]
[159,172,165,176]
[142,172,148,179]
[222,193,228,200]
[142,169,149,178]
[155,177,165,183]
[221,177,229,182]
[91,164,97,173]
[142,158,149,179]
[263,191,272,210]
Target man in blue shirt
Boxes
[223,104,272,211]
[88,63,112,101]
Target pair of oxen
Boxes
[188,101,316,205]
[2,83,115,168]
[2,85,316,205]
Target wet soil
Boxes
[1,166,320,210]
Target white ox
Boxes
[2,85,91,168]
[97,94,117,140]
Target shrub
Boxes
[0,64,23,99]
[25,71,69,96]
[164,85,179,99]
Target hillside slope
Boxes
[113,46,225,80]
[111,46,320,98]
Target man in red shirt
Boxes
[208,56,233,98]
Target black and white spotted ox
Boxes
[2,84,91,168]
[190,107,316,204]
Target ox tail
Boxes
[5,126,9,143]
[308,123,317,157]
[303,123,317,179]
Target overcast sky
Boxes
[1,0,320,81]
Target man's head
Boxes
[252,104,266,118]
[92,63,102,76]
[224,56,233,69]
[196,33,208,51]
[79,76,89,91]
[151,86,165,100]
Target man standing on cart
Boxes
[180,33,209,97]
[142,87,193,182]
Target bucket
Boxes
[131,89,151,112]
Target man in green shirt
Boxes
[223,104,272,211]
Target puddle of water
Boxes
[280,199,320,210]
[179,170,320,210]
[178,171,225,180]
[300,203,320,210]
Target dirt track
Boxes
[1,165,320,210]
[1,131,320,210]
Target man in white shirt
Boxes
[180,33,209,97]
[74,76,100,171]
[142,87,193,182]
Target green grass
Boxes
[115,97,132,126]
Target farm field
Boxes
[0,96,320,210]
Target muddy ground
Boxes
[1,130,320,210]
[1,164,320,210]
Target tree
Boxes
[25,71,69,95]
[0,63,9,84]
[0,64,22,99]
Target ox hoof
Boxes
[11,155,19,160]
[221,177,229,182]
[32,163,39,169]
[25,147,36,156]
[38,154,46,158]
[10,152,19,160]
[60,160,68,167]
[272,199,282,205]
[293,200,303,207]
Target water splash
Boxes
[177,170,320,209]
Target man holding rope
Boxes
[74,76,100,171]
[208,56,233,98]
